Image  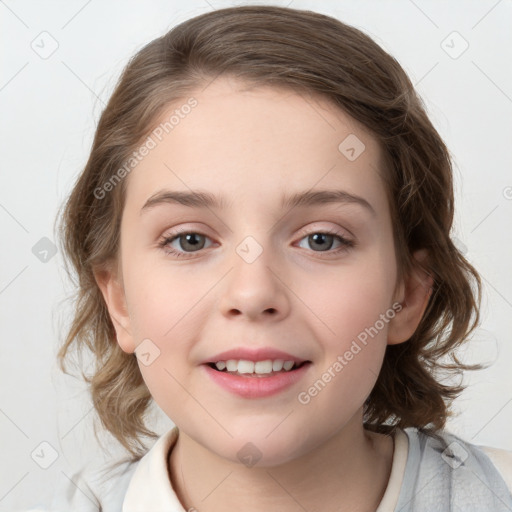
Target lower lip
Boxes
[202,363,312,399]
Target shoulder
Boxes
[39,427,179,512]
[396,427,512,510]
[409,427,512,480]
[27,459,140,512]
[478,443,512,493]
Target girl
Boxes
[38,4,512,511]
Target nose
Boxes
[218,242,291,322]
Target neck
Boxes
[168,414,394,512]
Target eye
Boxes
[296,229,354,254]
[158,230,214,257]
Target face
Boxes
[103,76,414,466]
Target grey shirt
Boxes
[395,427,512,511]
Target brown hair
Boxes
[57,5,483,458]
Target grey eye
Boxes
[298,233,338,252]
[173,233,209,252]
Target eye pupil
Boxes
[309,233,333,251]
[181,233,205,251]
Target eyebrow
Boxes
[141,189,375,216]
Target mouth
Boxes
[202,359,313,398]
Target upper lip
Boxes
[202,347,309,364]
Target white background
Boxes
[1,0,511,509]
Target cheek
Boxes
[123,259,213,394]
[299,256,396,347]
[124,257,211,339]
[294,269,393,430]
[294,250,396,417]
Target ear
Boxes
[94,265,136,354]
[387,249,434,345]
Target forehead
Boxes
[123,77,387,213]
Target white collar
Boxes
[122,426,184,512]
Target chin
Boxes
[210,428,314,469]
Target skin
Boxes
[96,76,433,512]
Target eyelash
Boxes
[157,227,355,259]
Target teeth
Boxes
[237,360,254,374]
[272,359,284,371]
[255,360,273,374]
[214,359,298,374]
[226,360,238,372]
[283,360,294,371]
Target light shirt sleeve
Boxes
[480,445,512,494]
[22,460,138,512]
